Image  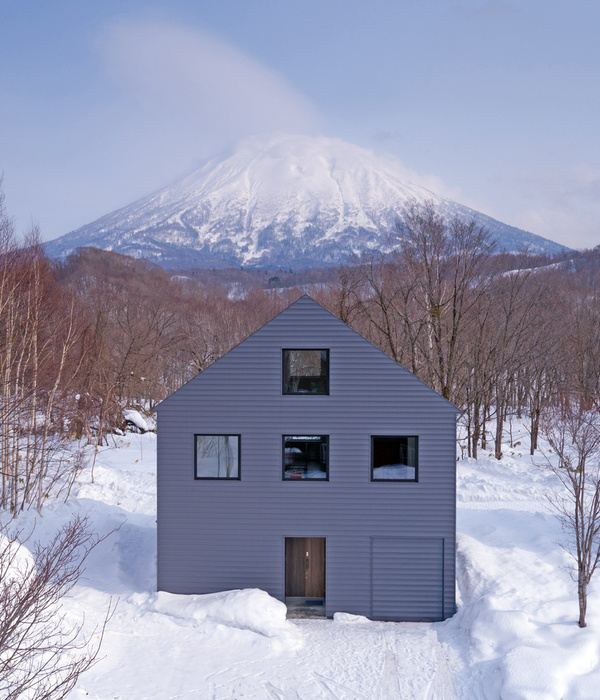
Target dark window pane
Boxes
[283,349,329,395]
[195,435,240,479]
[283,435,328,480]
[372,436,418,481]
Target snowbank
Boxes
[0,532,35,585]
[450,422,600,700]
[333,612,370,623]
[146,588,304,650]
[122,409,153,432]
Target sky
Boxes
[1,0,599,249]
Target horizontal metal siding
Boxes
[157,296,457,619]
[372,537,444,621]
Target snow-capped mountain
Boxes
[46,133,569,268]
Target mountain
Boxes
[45,133,569,268]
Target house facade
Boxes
[156,295,459,621]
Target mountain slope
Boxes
[46,134,569,268]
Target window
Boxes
[283,435,328,480]
[371,436,418,481]
[195,435,240,479]
[283,349,329,395]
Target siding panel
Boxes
[372,537,444,620]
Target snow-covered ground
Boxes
[4,424,600,699]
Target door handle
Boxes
[305,556,309,570]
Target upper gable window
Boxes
[371,436,418,482]
[283,349,329,395]
[195,434,240,479]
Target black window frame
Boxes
[282,349,330,396]
[370,435,419,483]
[282,434,329,481]
[194,434,241,480]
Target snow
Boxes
[333,612,370,624]
[122,408,152,432]
[3,424,600,698]
[372,463,416,480]
[0,532,35,585]
[149,589,303,649]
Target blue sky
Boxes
[1,0,599,249]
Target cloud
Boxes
[98,19,322,146]
[513,164,600,249]
[381,155,486,211]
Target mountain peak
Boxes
[46,133,569,268]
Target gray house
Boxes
[156,295,459,621]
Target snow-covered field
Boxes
[5,424,600,699]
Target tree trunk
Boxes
[495,395,505,460]
[578,576,587,628]
[471,401,480,460]
[530,407,540,456]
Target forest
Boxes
[1,190,599,517]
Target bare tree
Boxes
[539,401,600,627]
[0,515,112,698]
[394,200,495,401]
[0,223,83,513]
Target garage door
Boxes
[371,537,444,621]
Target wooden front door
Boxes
[285,537,325,598]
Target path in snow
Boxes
[200,620,458,700]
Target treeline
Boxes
[2,190,599,514]
[334,203,600,459]
[0,185,302,511]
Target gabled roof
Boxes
[155,294,461,414]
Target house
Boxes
[156,295,459,621]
